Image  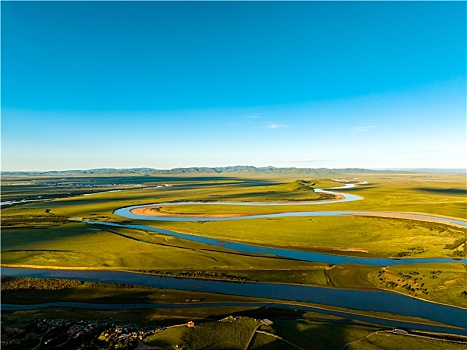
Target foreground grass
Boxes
[3,307,465,350]
[256,319,467,350]
[145,316,260,349]
[345,332,466,350]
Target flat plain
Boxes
[1,171,466,349]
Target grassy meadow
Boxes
[2,172,466,329]
[150,215,466,258]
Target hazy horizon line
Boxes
[2,165,466,173]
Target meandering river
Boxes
[107,185,466,266]
[113,187,466,227]
[81,219,466,266]
[3,182,467,333]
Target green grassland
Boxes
[2,219,466,307]
[254,319,466,350]
[326,263,467,308]
[151,216,466,258]
[144,316,467,350]
[345,333,466,350]
[367,263,467,307]
[145,316,260,349]
[2,180,329,221]
[2,173,466,312]
[1,223,330,274]
[3,173,465,219]
[322,174,467,219]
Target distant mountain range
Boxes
[2,166,465,176]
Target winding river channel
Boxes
[3,182,467,333]
[109,186,466,266]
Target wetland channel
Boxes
[3,183,467,334]
[108,186,466,266]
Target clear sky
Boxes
[2,1,466,171]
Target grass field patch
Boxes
[152,216,466,258]
[367,263,467,308]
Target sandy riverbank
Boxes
[130,207,247,218]
[130,194,346,218]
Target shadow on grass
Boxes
[1,177,277,206]
[414,188,467,195]
[194,307,351,350]
[194,190,333,202]
[1,303,365,350]
[0,222,106,252]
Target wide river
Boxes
[3,183,467,333]
[2,266,467,334]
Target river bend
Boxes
[4,182,467,334]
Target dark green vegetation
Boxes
[3,308,466,350]
[2,171,466,348]
[0,276,261,305]
[7,276,467,349]
[4,276,455,329]
[3,277,467,349]
[367,263,467,307]
[1,215,69,229]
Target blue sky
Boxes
[2,1,466,171]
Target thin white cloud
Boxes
[246,115,261,119]
[296,159,321,163]
[265,122,290,130]
[283,159,322,163]
[387,149,443,155]
[353,125,377,132]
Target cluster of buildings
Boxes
[66,322,101,339]
[30,318,201,349]
[37,319,108,339]
[99,321,195,343]
[99,324,162,342]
